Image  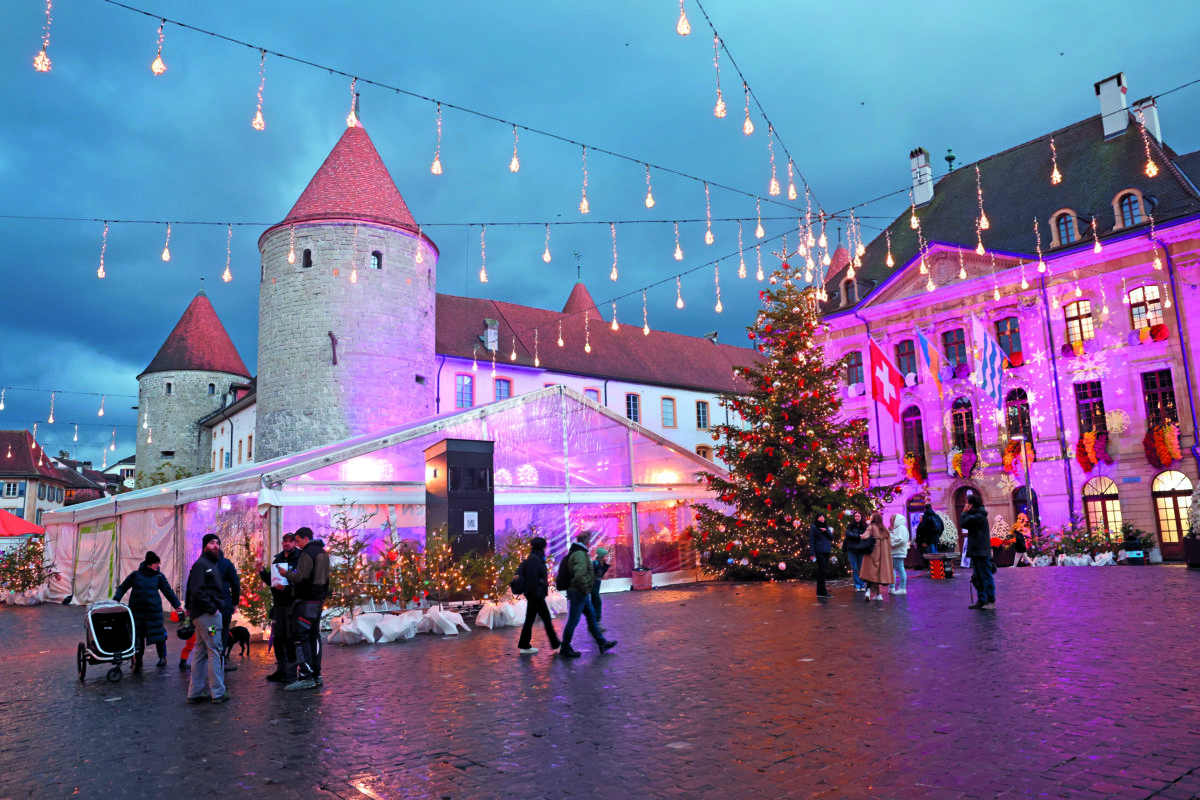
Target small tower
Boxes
[255,123,439,461]
[136,291,251,485]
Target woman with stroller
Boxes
[114,551,184,672]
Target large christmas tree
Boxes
[696,264,902,580]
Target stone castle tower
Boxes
[136,290,251,485]
[255,123,439,461]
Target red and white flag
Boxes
[869,338,905,423]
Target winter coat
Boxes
[516,552,549,600]
[915,510,943,545]
[114,563,181,644]
[858,523,895,585]
[259,548,299,613]
[808,522,834,555]
[844,519,868,553]
[889,518,911,558]
[185,551,227,618]
[285,539,331,602]
[217,555,240,610]
[592,559,611,587]
[962,506,992,558]
[565,542,596,594]
[1014,529,1028,554]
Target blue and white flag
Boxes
[971,317,1005,409]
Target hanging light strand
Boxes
[478,225,488,283]
[1049,136,1062,185]
[767,125,781,196]
[1034,217,1048,274]
[713,261,723,313]
[251,50,267,131]
[711,34,725,118]
[97,395,105,417]
[151,19,167,75]
[975,165,989,230]
[704,183,714,244]
[578,145,589,214]
[222,224,234,282]
[1149,214,1163,270]
[609,222,619,281]
[643,165,655,209]
[610,302,619,332]
[676,0,691,36]
[1137,107,1159,177]
[509,125,520,173]
[885,230,895,268]
[742,83,755,136]
[755,199,765,239]
[533,328,541,367]
[755,244,764,281]
[1092,216,1103,254]
[642,289,650,336]
[287,225,296,264]
[673,221,683,261]
[97,221,109,279]
[786,161,798,201]
[48,392,55,424]
[542,223,552,263]
[675,276,685,309]
[161,223,172,262]
[737,221,747,278]
[430,102,444,175]
[33,0,53,72]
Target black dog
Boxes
[223,625,251,657]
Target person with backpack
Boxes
[513,536,560,655]
[557,532,617,658]
[283,527,330,691]
[916,504,944,554]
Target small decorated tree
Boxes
[325,502,378,614]
[226,529,270,628]
[0,534,55,594]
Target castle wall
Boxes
[135,371,245,486]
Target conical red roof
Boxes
[277,124,418,232]
[561,282,602,320]
[140,292,250,378]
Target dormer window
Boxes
[370,251,383,270]
[1054,212,1077,245]
[842,279,857,305]
[1117,192,1143,228]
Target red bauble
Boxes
[751,550,760,557]
[725,543,734,551]
[785,437,794,444]
[747,332,756,339]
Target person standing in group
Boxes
[114,550,183,672]
[859,512,894,602]
[515,536,560,655]
[962,495,995,609]
[844,511,868,592]
[889,514,912,595]
[916,504,944,554]
[590,546,611,629]
[283,527,330,691]
[559,532,617,658]
[1012,518,1034,567]
[184,533,230,704]
[216,546,240,672]
[808,514,835,598]
[257,532,299,682]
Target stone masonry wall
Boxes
[135,371,244,486]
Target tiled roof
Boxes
[436,287,760,394]
[825,113,1200,311]
[271,124,420,235]
[55,464,102,491]
[140,291,251,378]
[0,431,68,481]
[1174,150,1200,189]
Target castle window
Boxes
[160,450,175,460]
[1074,381,1107,435]
[302,249,313,269]
[942,328,968,368]
[1119,193,1142,228]
[246,434,253,460]
[370,251,383,270]
[165,382,173,396]
[1127,285,1164,330]
[1005,389,1032,441]
[951,397,977,452]
[1065,300,1095,344]
[208,383,216,395]
[1055,212,1077,245]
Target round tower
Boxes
[136,290,251,486]
[256,123,439,461]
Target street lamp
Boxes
[1011,434,1037,531]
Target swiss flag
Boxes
[869,338,905,423]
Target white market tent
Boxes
[43,386,723,604]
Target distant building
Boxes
[0,431,71,525]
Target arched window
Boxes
[208,383,216,395]
[895,340,917,380]
[901,406,924,464]
[370,251,383,270]
[951,397,977,452]
[1127,284,1164,330]
[1004,389,1032,441]
[845,351,864,386]
[842,279,857,305]
[1056,212,1077,245]
[165,382,173,396]
[1119,193,1142,227]
[1012,487,1040,529]
[1082,477,1122,538]
[1064,300,1095,343]
[1152,470,1193,547]
[302,249,313,269]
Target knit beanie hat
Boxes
[201,533,221,549]
[143,550,161,566]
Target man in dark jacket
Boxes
[808,515,835,599]
[184,533,230,704]
[916,504,944,554]
[257,532,299,682]
[216,548,240,672]
[283,527,330,691]
[114,550,183,671]
[590,546,611,627]
[843,511,868,592]
[559,532,617,658]
[961,495,995,610]
[515,536,560,655]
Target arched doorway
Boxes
[1152,470,1193,560]
[1082,477,1122,542]
[952,485,980,551]
[1011,487,1040,530]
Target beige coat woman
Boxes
[859,512,894,600]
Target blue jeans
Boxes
[971,557,995,603]
[892,556,907,590]
[847,550,864,590]
[562,589,605,647]
[187,611,226,700]
[925,542,939,554]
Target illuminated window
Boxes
[661,397,676,428]
[370,251,383,270]
[951,397,976,452]
[1005,389,1032,441]
[1074,381,1106,434]
[1118,193,1142,227]
[1056,212,1076,245]
[1083,477,1122,537]
[942,329,968,368]
[845,351,864,385]
[1142,370,1177,428]
[455,374,474,409]
[901,406,924,464]
[1152,471,1193,545]
[1064,300,1095,343]
[625,393,641,423]
[1128,285,1164,330]
[895,340,917,380]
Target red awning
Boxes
[0,508,43,536]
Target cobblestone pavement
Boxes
[3,565,1200,800]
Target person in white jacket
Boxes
[889,514,913,595]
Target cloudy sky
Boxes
[3,0,1198,465]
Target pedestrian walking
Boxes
[1012,520,1034,567]
[915,503,944,554]
[184,533,230,704]
[843,511,869,592]
[515,536,560,655]
[113,550,184,672]
[216,547,240,672]
[808,514,835,598]
[558,532,617,658]
[889,514,913,595]
[283,527,330,691]
[859,512,894,602]
[962,496,996,609]
[590,546,611,627]
[257,532,299,682]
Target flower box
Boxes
[1151,323,1169,342]
[1144,422,1182,469]
[1075,431,1113,472]
[954,363,972,380]
[1061,340,1089,358]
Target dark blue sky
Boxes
[4,0,1198,465]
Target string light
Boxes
[542,223,552,263]
[1034,217,1047,273]
[161,223,171,262]
[415,225,425,264]
[73,424,78,443]
[755,244,764,281]
[534,329,541,367]
[611,302,619,332]
[755,200,765,239]
[975,221,985,256]
[676,0,691,36]
[1020,261,1029,291]
[675,276,685,309]
[975,165,989,230]
[110,428,117,452]
[510,336,518,361]
[673,221,684,261]
[584,314,591,354]
[1163,282,1173,309]
[557,319,564,348]
[222,224,233,282]
[1092,216,1102,253]
[578,145,589,214]
[993,285,1001,301]
[491,343,497,377]
[817,218,827,250]
[805,190,816,247]
[151,19,167,76]
[287,225,296,264]
[736,222,747,278]
[885,230,895,268]
[909,191,919,229]
[1149,215,1163,270]
[1121,276,1130,303]
[1137,107,1159,177]
[787,161,798,201]
[642,290,650,336]
[147,428,153,445]
[251,51,267,131]
[478,225,488,283]
[767,126,781,196]
[643,165,655,209]
[48,392,55,424]
[472,346,478,373]
[97,222,108,279]
[704,183,714,244]
[957,248,967,280]
[33,0,52,72]
[0,388,6,411]
[509,125,520,173]
[742,84,755,136]
[610,222,619,281]
[711,35,725,118]
[431,103,444,175]
[349,223,359,284]
[1049,136,1062,185]
[97,395,104,417]
[713,261,723,313]
[925,274,936,293]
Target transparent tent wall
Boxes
[568,503,634,579]
[280,503,425,559]
[182,493,266,571]
[636,500,699,574]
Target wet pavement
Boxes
[2,565,1200,799]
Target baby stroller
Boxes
[77,600,136,683]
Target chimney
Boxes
[483,319,499,352]
[1094,72,1128,138]
[1133,96,1162,143]
[909,147,933,206]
